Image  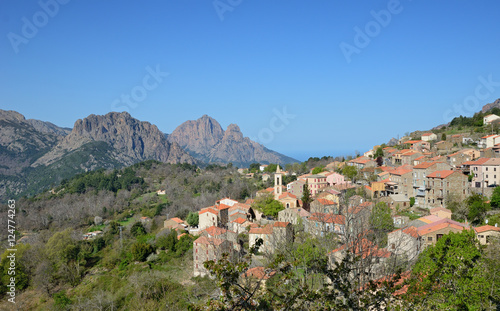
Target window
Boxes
[428,237,432,241]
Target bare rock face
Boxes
[26,119,71,136]
[481,98,500,113]
[168,115,298,166]
[34,112,195,167]
[0,110,60,174]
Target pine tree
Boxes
[301,180,312,211]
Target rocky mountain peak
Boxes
[0,109,26,122]
[168,115,297,166]
[34,111,195,167]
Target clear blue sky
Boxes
[1,1,500,161]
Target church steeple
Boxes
[274,165,282,200]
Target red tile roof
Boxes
[194,236,225,246]
[273,221,290,228]
[249,224,273,235]
[171,217,184,224]
[474,225,500,233]
[232,217,248,225]
[309,213,345,224]
[203,226,229,236]
[278,192,297,199]
[199,207,219,215]
[426,170,455,179]
[243,266,276,280]
[316,198,336,205]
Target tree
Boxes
[441,133,447,141]
[490,186,500,208]
[404,230,493,309]
[409,197,415,207]
[248,163,260,172]
[186,211,199,227]
[374,147,384,158]
[312,166,325,174]
[369,202,394,247]
[375,156,383,167]
[342,165,358,183]
[130,221,147,237]
[130,242,154,262]
[252,194,284,217]
[301,180,312,211]
[466,194,488,225]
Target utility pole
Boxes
[119,226,123,250]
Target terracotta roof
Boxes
[203,226,230,236]
[417,222,465,236]
[177,233,187,240]
[402,226,419,238]
[418,215,444,224]
[171,217,184,224]
[309,213,345,224]
[217,203,231,210]
[330,238,390,259]
[278,192,297,199]
[427,170,456,179]
[194,236,225,246]
[474,225,500,233]
[249,224,273,235]
[273,221,290,228]
[413,161,436,169]
[199,207,219,215]
[316,198,336,205]
[481,134,499,139]
[243,266,276,280]
[421,133,434,136]
[466,158,491,166]
[390,168,413,176]
[232,217,248,225]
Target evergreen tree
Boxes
[301,180,312,211]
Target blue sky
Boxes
[1,1,500,161]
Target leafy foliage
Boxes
[186,211,199,226]
[130,221,147,237]
[404,230,493,309]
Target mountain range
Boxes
[0,110,297,199]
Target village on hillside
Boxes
[159,120,500,286]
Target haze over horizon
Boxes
[2,1,500,161]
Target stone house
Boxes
[471,158,500,188]
[248,222,293,255]
[417,219,469,249]
[429,207,452,219]
[193,236,233,277]
[278,207,310,225]
[164,217,188,231]
[421,133,437,141]
[299,174,328,196]
[328,238,392,283]
[474,225,500,244]
[200,225,239,251]
[305,213,345,237]
[278,192,300,208]
[310,198,339,214]
[412,161,452,205]
[484,114,500,125]
[434,141,453,151]
[198,207,219,230]
[387,226,421,263]
[425,170,470,208]
[286,180,305,198]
